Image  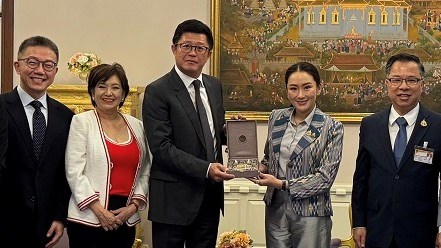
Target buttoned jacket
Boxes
[262,107,344,216]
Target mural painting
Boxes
[213,0,441,120]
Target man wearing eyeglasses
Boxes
[0,36,74,248]
[352,53,441,248]
[143,19,236,248]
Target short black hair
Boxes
[285,62,321,87]
[87,63,129,108]
[385,53,425,77]
[172,19,214,50]
[18,36,59,61]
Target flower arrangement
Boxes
[217,230,253,248]
[67,52,101,81]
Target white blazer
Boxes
[65,110,151,227]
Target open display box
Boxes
[226,120,259,178]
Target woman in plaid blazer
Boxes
[252,62,344,248]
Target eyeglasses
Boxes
[18,57,57,72]
[386,78,423,86]
[175,43,210,54]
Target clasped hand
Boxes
[90,200,136,231]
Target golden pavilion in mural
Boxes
[217,0,441,112]
[295,0,411,40]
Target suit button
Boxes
[395,175,400,179]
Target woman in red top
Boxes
[65,63,151,248]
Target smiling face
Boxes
[93,75,124,113]
[386,60,424,116]
[287,71,321,120]
[172,32,211,78]
[14,46,58,99]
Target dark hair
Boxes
[285,62,321,87]
[18,36,59,61]
[172,19,214,50]
[385,53,425,77]
[87,63,129,108]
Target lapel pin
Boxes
[420,119,427,127]
[306,130,315,138]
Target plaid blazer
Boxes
[262,107,344,216]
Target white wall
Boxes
[15,1,362,247]
[14,0,211,87]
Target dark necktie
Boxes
[30,100,46,160]
[394,117,408,167]
[193,80,215,162]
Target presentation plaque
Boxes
[226,120,259,178]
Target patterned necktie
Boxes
[193,80,215,162]
[30,100,46,160]
[393,117,408,167]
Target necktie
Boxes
[30,100,46,160]
[193,80,215,162]
[393,117,408,167]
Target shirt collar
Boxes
[17,85,48,109]
[389,102,419,127]
[175,65,204,89]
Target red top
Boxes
[106,130,140,196]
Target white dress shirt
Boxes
[174,66,217,177]
[388,103,419,150]
[17,85,48,137]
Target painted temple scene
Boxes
[218,0,441,113]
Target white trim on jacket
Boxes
[65,110,151,227]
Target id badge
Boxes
[413,145,434,165]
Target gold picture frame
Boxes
[210,0,441,122]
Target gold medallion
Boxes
[306,130,315,138]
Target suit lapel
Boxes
[170,69,205,147]
[202,75,221,151]
[4,89,34,158]
[377,109,397,169]
[37,96,58,167]
[288,108,324,161]
[398,106,430,171]
[270,108,291,156]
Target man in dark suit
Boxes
[0,36,74,248]
[143,19,235,247]
[352,53,441,248]
[0,100,7,183]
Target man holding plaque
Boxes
[143,19,235,248]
